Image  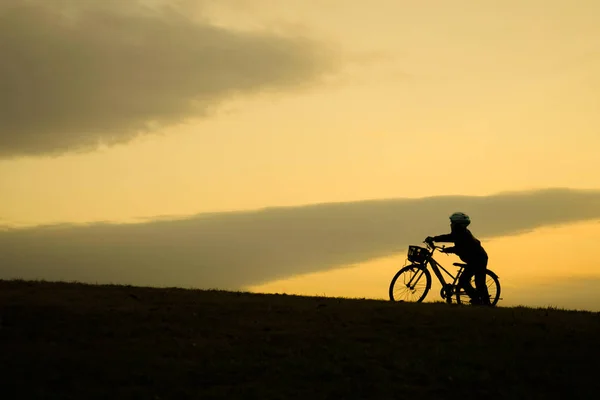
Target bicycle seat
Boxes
[453,262,468,267]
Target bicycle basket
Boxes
[407,245,429,264]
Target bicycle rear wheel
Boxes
[389,264,431,302]
[455,269,501,306]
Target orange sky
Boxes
[1,0,599,311]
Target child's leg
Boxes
[474,268,491,305]
[458,268,478,301]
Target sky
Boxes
[1,0,599,311]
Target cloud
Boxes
[1,188,600,290]
[0,0,338,158]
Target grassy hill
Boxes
[1,279,599,399]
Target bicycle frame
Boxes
[406,244,464,290]
[427,252,463,289]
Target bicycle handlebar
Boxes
[423,240,447,253]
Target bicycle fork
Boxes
[406,266,425,290]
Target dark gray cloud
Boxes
[0,0,338,158]
[1,188,599,291]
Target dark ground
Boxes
[1,279,599,399]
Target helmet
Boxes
[449,212,470,226]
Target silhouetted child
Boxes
[426,212,490,305]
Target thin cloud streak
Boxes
[1,188,599,290]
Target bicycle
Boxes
[388,241,501,305]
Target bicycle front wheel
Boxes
[455,269,501,306]
[389,264,431,302]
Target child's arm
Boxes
[442,246,456,254]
